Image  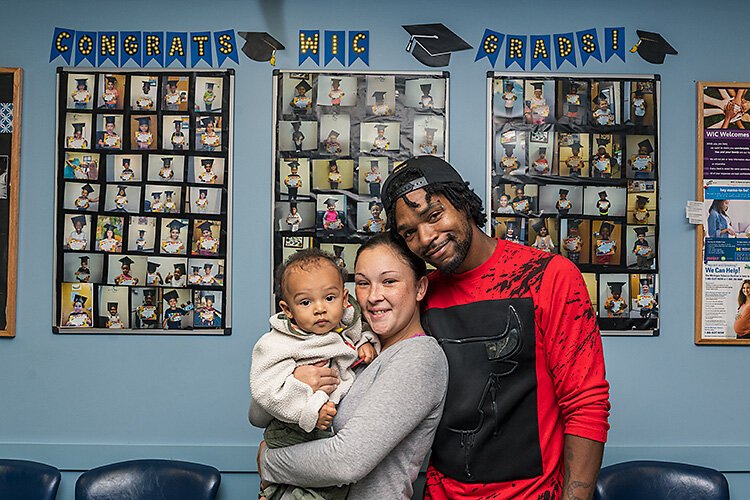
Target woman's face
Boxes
[355,246,427,343]
[722,200,731,211]
[743,282,750,297]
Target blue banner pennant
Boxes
[97,32,119,66]
[120,31,142,67]
[143,32,164,67]
[605,27,625,62]
[475,29,504,67]
[74,31,97,66]
[554,33,577,68]
[348,31,368,66]
[505,35,526,69]
[50,27,74,64]
[299,30,320,65]
[214,30,239,66]
[190,32,213,67]
[529,34,551,70]
[324,31,345,66]
[576,28,602,66]
[165,32,188,67]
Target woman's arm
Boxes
[260,340,447,488]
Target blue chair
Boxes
[0,459,61,500]
[595,460,730,500]
[75,459,220,500]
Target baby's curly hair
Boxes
[274,248,345,301]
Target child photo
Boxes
[524,80,554,125]
[162,116,190,150]
[625,135,656,179]
[528,218,559,254]
[560,219,590,265]
[627,188,657,225]
[316,75,358,108]
[360,122,400,153]
[128,216,158,253]
[98,74,125,110]
[95,215,125,253]
[357,200,387,234]
[357,156,389,196]
[106,254,147,286]
[496,130,526,176]
[557,133,590,177]
[162,75,189,111]
[405,77,446,110]
[583,186,627,217]
[63,152,99,180]
[592,220,622,266]
[278,120,319,152]
[366,75,396,116]
[131,287,161,329]
[312,159,354,191]
[67,74,94,110]
[316,194,347,236]
[192,219,222,256]
[161,288,193,330]
[318,114,350,156]
[188,186,222,215]
[196,116,222,152]
[627,226,657,270]
[591,80,621,127]
[320,243,358,275]
[147,155,185,183]
[413,115,445,157]
[131,115,157,151]
[63,181,100,212]
[274,200,315,232]
[96,115,124,150]
[64,113,92,150]
[493,78,523,118]
[195,76,223,113]
[193,290,223,328]
[104,184,141,213]
[63,214,91,251]
[62,253,104,283]
[107,155,142,183]
[599,274,630,319]
[556,79,589,125]
[629,274,658,319]
[60,282,94,328]
[282,74,314,117]
[538,185,583,216]
[493,217,525,243]
[130,76,158,111]
[279,158,311,199]
[160,219,189,255]
[188,258,224,286]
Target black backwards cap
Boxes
[381,155,464,212]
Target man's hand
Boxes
[256,440,270,491]
[562,435,604,500]
[293,360,339,394]
[316,401,337,430]
[357,343,377,364]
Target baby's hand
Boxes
[357,343,377,364]
[316,401,337,430]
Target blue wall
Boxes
[1,0,749,498]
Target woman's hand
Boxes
[256,440,270,491]
[316,401,337,430]
[357,343,377,364]
[293,361,340,394]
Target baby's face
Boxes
[280,260,347,335]
[499,196,509,207]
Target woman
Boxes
[734,280,750,339]
[707,199,736,238]
[252,233,449,499]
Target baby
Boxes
[250,249,379,500]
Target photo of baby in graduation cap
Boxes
[64,114,92,150]
[192,220,221,256]
[630,275,658,319]
[626,136,656,179]
[188,186,221,215]
[196,116,222,152]
[63,182,99,212]
[67,74,93,110]
[162,76,189,111]
[64,214,91,251]
[132,288,161,329]
[361,123,400,153]
[628,190,657,225]
[193,290,222,328]
[318,114,350,156]
[107,255,145,286]
[95,216,124,253]
[131,116,156,150]
[557,134,590,177]
[195,76,223,113]
[524,81,554,125]
[413,116,445,157]
[317,195,346,236]
[63,152,99,180]
[561,219,590,265]
[191,157,225,185]
[529,218,557,253]
[316,75,357,110]
[357,200,387,234]
[60,283,94,328]
[128,216,157,253]
[592,220,621,266]
[590,81,621,127]
[287,77,314,116]
[627,81,655,128]
[493,79,523,118]
[161,288,193,330]
[627,226,656,269]
[147,156,185,183]
[557,80,589,125]
[62,253,103,284]
[107,155,141,183]
[366,75,396,116]
[98,74,124,110]
[278,120,318,153]
[601,278,629,319]
[163,116,189,150]
[104,184,141,213]
[493,217,525,244]
[496,132,526,176]
[405,78,446,110]
[160,218,189,255]
[130,76,157,111]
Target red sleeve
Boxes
[536,256,611,443]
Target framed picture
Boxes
[0,68,22,337]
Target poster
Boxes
[271,70,449,307]
[487,74,660,335]
[54,69,233,334]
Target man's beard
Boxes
[430,218,473,274]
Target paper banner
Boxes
[529,35,551,70]
[214,30,239,66]
[299,30,320,65]
[605,27,626,62]
[165,32,188,67]
[97,32,119,66]
[50,27,74,64]
[504,35,526,69]
[143,32,164,67]
[74,31,97,66]
[576,28,602,65]
[120,31,142,66]
[348,31,369,66]
[553,33,577,68]
[475,29,504,67]
[324,30,345,66]
[191,32,213,66]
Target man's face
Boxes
[394,189,473,273]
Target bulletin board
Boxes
[695,81,750,345]
[271,70,449,309]
[0,68,22,338]
[487,72,660,336]
[53,68,233,335]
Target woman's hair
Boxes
[738,280,750,307]
[355,232,427,280]
[709,199,728,215]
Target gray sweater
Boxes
[259,335,448,499]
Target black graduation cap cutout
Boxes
[402,23,472,67]
[324,197,338,207]
[105,76,117,85]
[570,141,582,151]
[532,219,546,233]
[174,263,186,273]
[636,195,650,204]
[538,147,547,155]
[204,294,215,302]
[167,219,187,231]
[122,158,131,165]
[203,263,213,269]
[79,255,89,262]
[631,30,678,64]
[294,79,313,93]
[105,116,116,125]
[107,302,118,311]
[197,221,213,232]
[147,261,160,273]
[607,282,625,295]
[119,256,134,266]
[599,222,613,233]
[599,190,608,197]
[72,122,85,132]
[237,32,285,64]
[634,226,649,236]
[162,157,172,165]
[638,139,654,154]
[71,215,86,226]
[136,117,151,126]
[73,294,87,305]
[202,159,214,167]
[559,188,569,195]
[163,290,179,302]
[372,91,387,104]
[82,184,94,193]
[75,78,88,88]
[569,219,581,229]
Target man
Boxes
[380,155,610,500]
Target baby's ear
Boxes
[279,299,293,319]
[342,287,349,306]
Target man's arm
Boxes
[562,435,604,500]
